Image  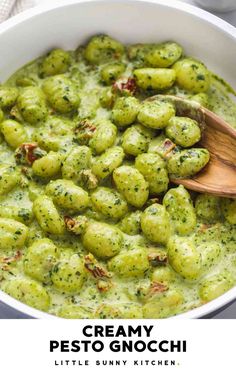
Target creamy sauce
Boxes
[0,38,235,318]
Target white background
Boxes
[0,319,235,376]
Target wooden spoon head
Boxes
[148,95,236,198]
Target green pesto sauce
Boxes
[207,76,236,128]
[0,37,235,319]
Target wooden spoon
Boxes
[149,95,236,198]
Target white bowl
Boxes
[0,0,235,319]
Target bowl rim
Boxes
[0,0,235,37]
[0,0,235,319]
[1,284,236,319]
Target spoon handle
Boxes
[173,108,236,198]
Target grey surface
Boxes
[0,302,29,319]
[185,0,236,26]
[210,302,236,318]
[0,0,235,319]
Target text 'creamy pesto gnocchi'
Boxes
[0,35,235,318]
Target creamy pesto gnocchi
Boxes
[0,35,235,319]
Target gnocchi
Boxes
[0,35,235,319]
